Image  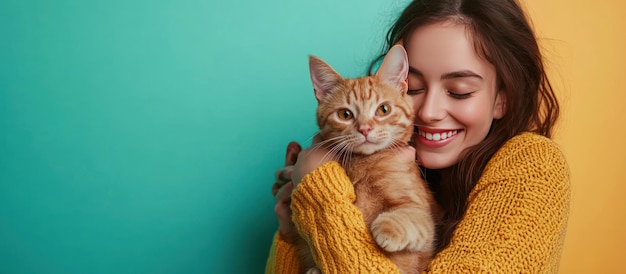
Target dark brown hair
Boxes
[369,0,560,252]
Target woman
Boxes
[267,0,570,272]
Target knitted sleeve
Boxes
[265,161,400,274]
[426,133,571,273]
[265,232,301,274]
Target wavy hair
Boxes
[369,0,560,252]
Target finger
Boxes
[272,167,292,196]
[274,181,294,202]
[275,166,294,182]
[274,199,295,243]
[274,182,293,222]
[274,201,292,223]
[274,169,286,182]
[282,168,293,182]
[272,181,281,197]
[285,142,302,166]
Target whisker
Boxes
[319,144,339,162]
[333,143,346,167]
[304,133,317,145]
[389,141,405,159]
[388,141,401,155]
[316,136,351,166]
[310,136,343,151]
[344,142,354,168]
[325,142,343,160]
[345,142,355,168]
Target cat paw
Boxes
[371,211,433,253]
[371,214,409,252]
[305,267,321,274]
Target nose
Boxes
[359,126,371,137]
[416,89,447,122]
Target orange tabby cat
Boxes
[296,45,438,274]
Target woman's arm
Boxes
[266,138,419,273]
[265,160,401,273]
[426,133,571,273]
[265,161,399,273]
[290,161,400,273]
[265,231,301,274]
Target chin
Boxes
[353,143,385,155]
[418,158,455,170]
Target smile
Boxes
[418,130,459,141]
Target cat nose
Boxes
[359,126,371,137]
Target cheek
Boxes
[453,100,494,140]
[320,116,350,137]
[410,96,422,116]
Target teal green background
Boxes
[0,1,408,273]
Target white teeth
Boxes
[420,130,458,141]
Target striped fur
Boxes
[299,45,439,274]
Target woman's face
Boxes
[407,20,505,169]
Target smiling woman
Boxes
[267,0,570,273]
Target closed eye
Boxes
[407,88,425,95]
[448,91,474,99]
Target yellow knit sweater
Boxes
[265,132,571,273]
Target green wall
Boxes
[0,0,409,273]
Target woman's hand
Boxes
[290,134,334,189]
[272,136,333,244]
[291,136,417,185]
[272,142,302,244]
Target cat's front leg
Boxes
[304,267,321,274]
[370,207,434,252]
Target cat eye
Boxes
[376,104,391,117]
[337,109,353,120]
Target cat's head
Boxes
[309,45,414,155]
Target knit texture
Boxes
[265,132,571,273]
[265,233,301,274]
[293,161,399,273]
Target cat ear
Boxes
[309,55,343,102]
[375,44,409,91]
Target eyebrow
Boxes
[408,67,483,80]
